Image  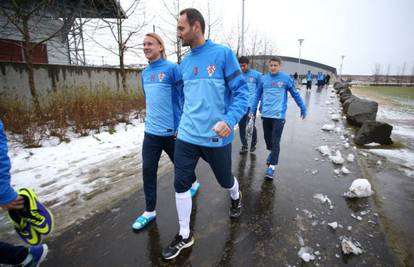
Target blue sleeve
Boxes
[222,49,249,129]
[171,65,184,130]
[287,77,306,111]
[251,75,264,115]
[0,120,18,205]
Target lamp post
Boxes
[241,0,245,56]
[298,38,304,76]
[340,55,345,80]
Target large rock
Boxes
[346,98,378,126]
[354,120,393,145]
[340,93,354,103]
[334,82,350,92]
[338,87,352,96]
[342,95,359,113]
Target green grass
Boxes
[352,86,414,99]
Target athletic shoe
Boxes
[265,167,274,180]
[190,183,201,198]
[21,244,48,267]
[131,214,156,231]
[162,233,194,260]
[239,146,248,154]
[229,191,242,218]
[250,146,256,153]
[266,153,271,166]
[18,188,54,235]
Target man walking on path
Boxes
[306,70,313,90]
[0,120,48,266]
[131,33,201,231]
[251,57,307,180]
[238,56,262,154]
[162,8,248,260]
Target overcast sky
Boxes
[86,0,414,75]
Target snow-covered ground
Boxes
[8,120,145,206]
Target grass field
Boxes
[352,86,414,99]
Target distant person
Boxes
[0,120,49,266]
[250,57,306,179]
[162,8,248,260]
[317,71,324,87]
[325,73,331,87]
[293,72,299,88]
[238,56,261,154]
[306,70,312,90]
[131,32,201,231]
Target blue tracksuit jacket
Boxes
[251,71,306,119]
[242,69,262,109]
[0,120,17,205]
[141,58,183,136]
[177,40,248,147]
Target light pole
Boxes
[241,0,245,56]
[298,38,304,77]
[340,55,345,80]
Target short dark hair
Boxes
[238,56,249,64]
[269,57,282,64]
[180,8,205,34]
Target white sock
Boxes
[143,210,156,218]
[191,181,200,189]
[228,177,240,200]
[269,165,275,170]
[176,190,192,239]
[20,251,32,265]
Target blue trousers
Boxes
[174,139,234,193]
[238,108,257,148]
[0,241,28,265]
[142,133,196,211]
[262,118,285,165]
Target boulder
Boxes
[340,93,354,103]
[346,98,378,126]
[338,87,352,96]
[354,120,393,145]
[342,95,359,113]
[334,82,350,92]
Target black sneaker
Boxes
[250,146,256,153]
[239,146,248,154]
[229,191,242,218]
[162,233,194,260]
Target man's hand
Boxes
[212,121,231,137]
[0,195,24,210]
[300,109,307,119]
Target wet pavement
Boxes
[43,86,398,266]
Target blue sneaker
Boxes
[266,153,272,166]
[265,167,274,180]
[190,183,201,197]
[132,214,156,231]
[22,244,48,267]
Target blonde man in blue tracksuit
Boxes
[162,8,248,260]
[131,33,201,231]
[251,57,307,180]
[0,120,48,266]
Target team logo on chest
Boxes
[278,81,283,88]
[158,72,165,82]
[150,73,155,82]
[207,64,216,77]
[271,81,275,87]
[194,66,199,76]
[249,76,254,82]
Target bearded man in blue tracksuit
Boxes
[238,56,262,154]
[162,8,248,260]
[0,120,48,266]
[131,33,201,231]
[251,57,307,180]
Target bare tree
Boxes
[411,62,414,84]
[385,63,391,83]
[86,0,147,91]
[0,0,81,116]
[373,63,381,84]
[401,61,406,84]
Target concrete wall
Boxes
[0,61,142,102]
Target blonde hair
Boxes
[145,32,167,59]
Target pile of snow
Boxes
[298,246,316,262]
[341,166,351,174]
[313,193,334,209]
[331,114,340,121]
[344,179,373,198]
[330,150,345,164]
[340,236,363,255]
[321,124,335,131]
[328,221,338,229]
[317,145,331,156]
[347,154,355,162]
